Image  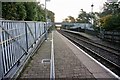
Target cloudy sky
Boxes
[40,0,107,22]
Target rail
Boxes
[0,20,50,79]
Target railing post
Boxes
[44,23,47,40]
[0,26,4,79]
[39,23,41,37]
[112,31,114,42]
[25,23,29,52]
[34,22,37,42]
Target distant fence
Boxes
[0,20,49,79]
[85,29,97,36]
[98,31,120,43]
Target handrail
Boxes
[0,20,51,79]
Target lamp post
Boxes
[45,0,50,40]
[91,4,94,13]
[0,2,2,19]
[91,4,94,25]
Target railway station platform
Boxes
[19,31,118,79]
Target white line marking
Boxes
[41,59,51,63]
[50,31,55,80]
[64,33,120,79]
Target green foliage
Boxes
[76,9,91,23]
[47,10,55,22]
[2,2,18,20]
[63,16,75,23]
[100,2,120,17]
[2,2,27,20]
[2,2,55,22]
[16,3,26,20]
[98,2,120,31]
[100,14,120,31]
[24,2,38,21]
[36,5,45,21]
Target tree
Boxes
[100,2,120,17]
[24,2,38,21]
[16,2,26,20]
[2,2,55,22]
[99,14,120,30]
[68,16,75,22]
[63,16,75,23]
[2,2,27,20]
[47,10,55,22]
[98,1,120,31]
[2,2,18,20]
[36,4,45,21]
[76,9,91,23]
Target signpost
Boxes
[45,0,50,40]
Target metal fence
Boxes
[98,31,120,43]
[0,20,48,79]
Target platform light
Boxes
[45,0,50,40]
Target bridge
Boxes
[54,22,76,26]
[0,20,119,79]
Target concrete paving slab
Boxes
[53,31,95,79]
[19,33,52,79]
[56,31,118,79]
[19,30,118,80]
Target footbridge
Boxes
[54,22,75,26]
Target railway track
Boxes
[58,30,120,77]
[64,30,120,54]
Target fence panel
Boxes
[99,31,120,43]
[0,20,49,79]
[1,21,27,75]
[25,22,35,49]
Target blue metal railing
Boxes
[0,20,48,79]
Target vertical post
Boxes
[0,26,4,79]
[91,4,94,25]
[34,22,37,43]
[39,23,41,37]
[112,31,114,42]
[45,0,48,40]
[45,0,50,40]
[0,1,2,18]
[25,23,29,52]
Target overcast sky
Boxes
[40,0,107,22]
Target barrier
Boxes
[0,20,49,79]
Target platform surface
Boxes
[19,31,117,79]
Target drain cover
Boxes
[42,59,51,63]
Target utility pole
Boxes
[45,0,50,40]
[91,4,94,25]
[0,1,2,19]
